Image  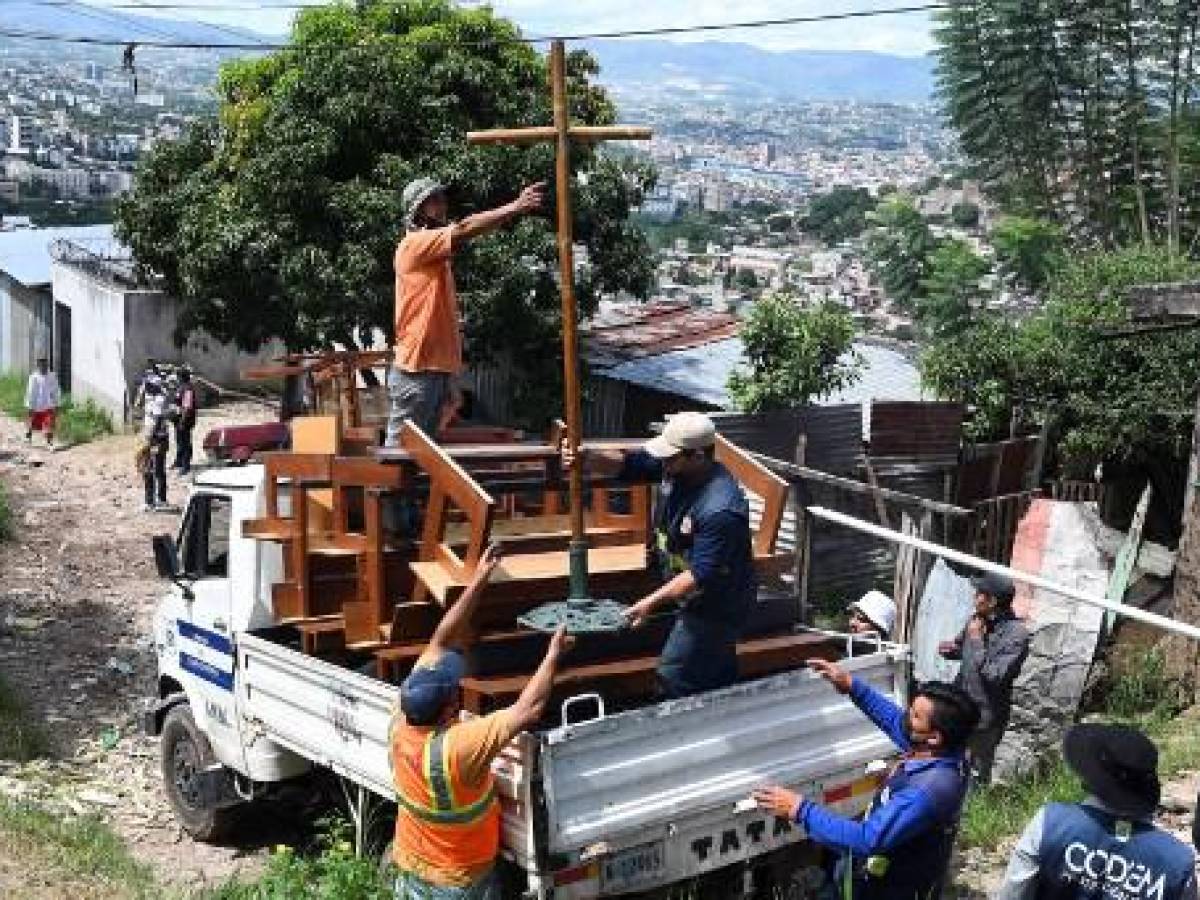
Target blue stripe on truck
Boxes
[177,619,233,656]
[180,651,234,692]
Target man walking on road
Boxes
[754,659,979,900]
[386,178,545,446]
[565,412,757,699]
[939,571,1030,783]
[24,356,59,447]
[998,723,1197,900]
[390,543,571,899]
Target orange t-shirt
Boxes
[394,226,462,374]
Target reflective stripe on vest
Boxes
[397,728,496,827]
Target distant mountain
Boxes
[584,40,936,103]
[0,0,270,47]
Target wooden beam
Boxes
[466,125,653,145]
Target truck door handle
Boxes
[212,618,228,633]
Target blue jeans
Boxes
[385,368,450,448]
[394,868,499,899]
[657,613,739,699]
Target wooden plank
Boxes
[400,422,494,525]
[862,454,892,531]
[716,434,789,556]
[1105,483,1153,632]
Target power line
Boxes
[0,3,949,49]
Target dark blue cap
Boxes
[400,650,465,723]
[971,571,1016,602]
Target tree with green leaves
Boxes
[735,269,759,291]
[934,0,1200,250]
[116,0,654,427]
[865,195,938,307]
[990,216,1066,294]
[921,246,1200,459]
[916,239,990,339]
[800,187,878,245]
[728,295,862,413]
[950,201,980,229]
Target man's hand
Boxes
[808,658,853,694]
[513,182,547,216]
[966,616,985,640]
[547,624,575,661]
[622,597,657,629]
[937,639,957,657]
[470,542,504,585]
[753,785,803,821]
[560,436,583,472]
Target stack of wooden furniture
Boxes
[239,413,842,722]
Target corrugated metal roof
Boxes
[602,337,924,409]
[0,224,116,287]
[583,299,742,368]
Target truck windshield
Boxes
[179,494,233,578]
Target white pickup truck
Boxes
[142,463,909,899]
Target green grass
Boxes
[0,671,49,761]
[0,371,114,445]
[202,820,392,899]
[959,649,1200,849]
[0,798,159,898]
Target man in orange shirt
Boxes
[387,178,545,447]
[391,543,571,898]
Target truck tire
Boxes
[160,703,235,842]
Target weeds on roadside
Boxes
[0,798,157,897]
[0,672,49,761]
[0,480,12,542]
[960,648,1196,849]
[203,818,392,899]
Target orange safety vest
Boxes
[391,721,500,882]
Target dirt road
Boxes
[0,402,289,894]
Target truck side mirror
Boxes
[152,534,181,580]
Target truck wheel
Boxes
[160,703,234,842]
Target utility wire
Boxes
[0,2,949,49]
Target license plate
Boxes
[600,840,666,892]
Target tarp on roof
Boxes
[602,337,924,408]
[0,224,115,287]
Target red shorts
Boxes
[29,409,55,432]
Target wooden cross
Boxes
[467,39,652,599]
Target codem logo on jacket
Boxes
[1063,842,1168,899]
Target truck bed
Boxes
[236,628,905,896]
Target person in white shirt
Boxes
[24,357,60,447]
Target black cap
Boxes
[1064,724,1161,818]
[971,571,1016,603]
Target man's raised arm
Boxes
[451,182,545,248]
[425,542,503,656]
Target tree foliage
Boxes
[935,0,1200,250]
[728,295,862,413]
[991,216,1067,293]
[917,239,990,339]
[800,187,878,245]
[115,0,654,426]
[865,194,938,306]
[921,246,1200,462]
[950,201,980,229]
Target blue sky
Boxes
[92,0,936,56]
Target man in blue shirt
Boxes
[754,658,980,900]
[565,411,756,698]
[998,723,1197,900]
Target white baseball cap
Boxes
[644,411,718,459]
[849,590,896,636]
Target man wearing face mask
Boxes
[388,177,545,448]
[754,659,980,900]
[938,571,1030,784]
[564,412,756,698]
